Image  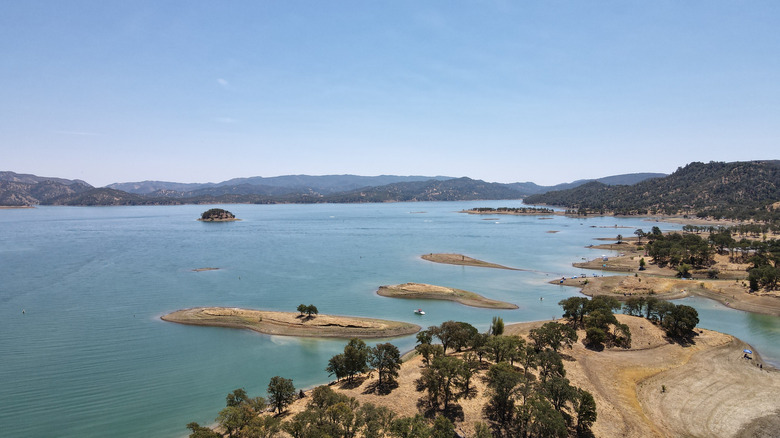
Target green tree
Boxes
[216,405,251,438]
[343,338,370,381]
[662,304,700,339]
[305,304,319,317]
[358,402,396,438]
[297,304,307,316]
[485,335,522,364]
[431,415,456,438]
[186,422,221,438]
[416,343,444,366]
[490,316,505,336]
[558,297,590,328]
[485,362,523,433]
[528,322,578,353]
[369,343,402,389]
[326,353,348,382]
[417,355,466,412]
[634,228,645,244]
[267,376,296,414]
[617,234,623,244]
[573,388,597,437]
[226,388,248,407]
[525,396,568,438]
[391,414,432,438]
[242,415,281,438]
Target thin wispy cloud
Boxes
[54,130,100,136]
[217,78,232,91]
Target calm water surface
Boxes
[1,202,778,437]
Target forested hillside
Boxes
[525,161,780,222]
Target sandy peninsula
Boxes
[421,253,520,270]
[279,314,779,438]
[161,307,420,338]
[377,282,518,309]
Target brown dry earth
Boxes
[376,282,518,309]
[161,307,420,338]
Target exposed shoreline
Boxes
[555,275,780,317]
[421,253,520,270]
[282,314,779,438]
[161,307,420,338]
[377,282,518,309]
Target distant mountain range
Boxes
[524,161,780,222]
[0,170,665,207]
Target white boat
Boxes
[414,308,425,315]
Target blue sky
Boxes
[2,1,778,187]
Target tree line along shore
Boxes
[184,297,780,438]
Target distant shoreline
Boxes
[161,307,420,338]
[377,282,518,309]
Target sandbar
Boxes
[161,307,420,338]
[421,253,520,270]
[377,282,518,309]
[192,267,220,272]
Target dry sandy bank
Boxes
[421,253,520,270]
[377,282,518,309]
[161,307,420,338]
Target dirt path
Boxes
[638,337,780,437]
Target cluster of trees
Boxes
[284,385,464,438]
[558,296,631,349]
[413,318,596,438]
[326,339,403,392]
[297,304,319,317]
[623,297,700,339]
[468,207,555,214]
[672,224,780,291]
[645,232,713,271]
[200,208,236,220]
[524,161,780,223]
[188,379,298,438]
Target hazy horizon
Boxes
[2,2,778,187]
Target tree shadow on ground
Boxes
[362,380,398,395]
[336,376,367,390]
[583,342,605,352]
[665,330,698,347]
[559,352,576,361]
[416,399,465,423]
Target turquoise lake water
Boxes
[1,202,779,437]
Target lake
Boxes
[1,202,778,437]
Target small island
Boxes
[377,282,518,309]
[421,253,520,270]
[161,307,420,338]
[198,208,239,221]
